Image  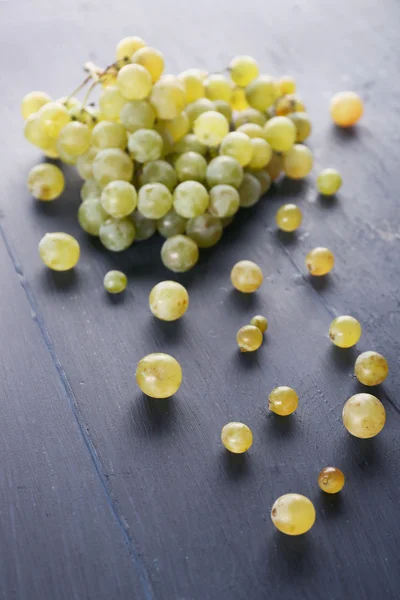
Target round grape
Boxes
[178,71,205,103]
[269,386,298,416]
[306,247,335,276]
[92,121,127,150]
[264,116,296,152]
[39,232,80,271]
[276,204,302,232]
[104,270,127,294]
[204,74,233,103]
[173,133,207,156]
[231,260,263,293]
[138,183,173,220]
[271,494,316,536]
[116,36,146,61]
[136,353,182,399]
[186,214,223,248]
[93,148,134,187]
[206,156,243,189]
[150,75,186,120]
[21,91,51,119]
[247,169,271,195]
[161,235,199,272]
[229,55,259,87]
[329,316,362,348]
[81,179,101,202]
[24,114,54,150]
[27,164,64,201]
[318,467,345,494]
[213,100,232,123]
[354,351,389,386]
[116,64,152,100]
[149,281,189,321]
[99,218,135,251]
[157,210,187,238]
[58,121,91,157]
[175,152,207,183]
[317,169,343,196]
[220,132,253,167]
[38,101,71,138]
[277,76,296,95]
[131,47,165,82]
[250,315,268,334]
[287,112,312,142]
[185,98,216,128]
[209,185,240,218]
[78,198,109,236]
[173,181,209,218]
[119,100,155,133]
[194,111,229,147]
[342,393,386,438]
[139,160,177,191]
[99,86,127,120]
[129,211,156,241]
[234,108,266,128]
[283,144,313,179]
[245,76,277,111]
[275,94,306,116]
[230,87,249,111]
[330,91,363,127]
[100,181,137,218]
[248,138,272,170]
[76,147,98,180]
[236,325,263,352]
[266,153,284,180]
[221,422,253,454]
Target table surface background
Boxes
[1,1,400,599]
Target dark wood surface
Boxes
[1,1,400,598]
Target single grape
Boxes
[247,169,271,194]
[329,316,362,348]
[213,100,232,123]
[250,315,268,333]
[330,91,363,127]
[76,146,98,180]
[317,169,343,196]
[236,324,263,352]
[129,211,156,241]
[221,422,253,454]
[277,76,296,95]
[266,152,284,181]
[208,185,240,218]
[27,164,64,201]
[275,94,306,116]
[138,160,177,192]
[354,351,389,386]
[287,112,312,142]
[193,111,229,147]
[342,393,386,438]
[57,121,91,157]
[173,133,208,156]
[238,173,262,208]
[150,75,186,120]
[78,198,109,235]
[131,47,165,82]
[276,204,302,232]
[161,235,199,272]
[231,260,263,293]
[116,36,146,61]
[245,75,277,111]
[57,146,78,165]
[93,148,134,187]
[220,132,253,167]
[104,270,128,293]
[271,494,316,535]
[138,183,173,219]
[99,218,136,251]
[318,467,345,494]
[234,108,267,128]
[21,91,51,119]
[99,86,127,121]
[185,98,216,128]
[157,209,187,238]
[173,181,209,218]
[92,121,127,150]
[306,247,335,276]
[283,144,313,179]
[149,280,189,321]
[174,152,207,183]
[116,64,152,100]
[206,156,243,189]
[127,128,163,163]
[248,138,272,170]
[204,74,233,103]
[38,101,71,138]
[269,386,298,416]
[136,353,182,398]
[229,55,259,87]
[160,112,190,143]
[178,70,205,103]
[24,114,54,150]
[100,180,137,218]
[81,179,102,202]
[230,87,249,111]
[186,214,223,248]
[39,232,80,271]
[264,116,296,152]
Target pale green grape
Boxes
[93,148,134,187]
[175,152,207,183]
[127,128,163,163]
[99,86,127,120]
[99,217,136,251]
[193,111,229,147]
[173,181,209,218]
[204,74,233,103]
[245,76,277,111]
[229,55,259,87]
[246,169,271,194]
[283,144,313,179]
[178,70,205,103]
[238,173,262,207]
[173,134,208,156]
[57,147,77,165]
[116,64,152,100]
[104,270,128,293]
[39,232,80,271]
[220,132,253,167]
[317,169,343,195]
[160,112,190,143]
[81,178,102,201]
[287,112,312,142]
[131,47,165,82]
[208,185,240,218]
[186,214,223,248]
[264,116,296,152]
[266,152,284,180]
[185,98,215,127]
[248,138,272,169]
[27,164,64,201]
[119,100,155,133]
[161,234,199,272]
[129,210,157,241]
[24,114,54,150]
[116,36,146,60]
[139,160,177,191]
[92,121,127,150]
[277,76,296,95]
[57,121,91,157]
[157,209,187,238]
[100,181,137,218]
[276,203,302,232]
[234,108,267,128]
[138,183,173,219]
[21,91,51,119]
[38,101,71,137]
[236,123,268,141]
[150,75,186,120]
[76,146,98,180]
[206,156,243,188]
[250,315,268,333]
[78,198,109,235]
[213,100,232,123]
[149,280,189,321]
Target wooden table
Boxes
[1,0,399,598]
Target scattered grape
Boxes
[149,280,189,321]
[317,168,343,196]
[231,260,263,293]
[161,235,199,272]
[237,324,263,352]
[306,247,335,276]
[271,494,316,536]
[330,91,363,127]
[39,232,80,271]
[221,422,253,454]
[342,393,386,438]
[194,111,229,147]
[329,316,362,348]
[99,217,136,251]
[104,270,127,293]
[318,467,345,494]
[136,353,182,398]
[173,181,209,218]
[250,315,268,333]
[27,164,64,201]
[276,204,302,232]
[354,351,389,386]
[269,386,298,416]
[186,214,223,248]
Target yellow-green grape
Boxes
[99,86,127,121]
[354,351,389,386]
[266,152,284,181]
[193,111,229,147]
[149,280,189,321]
[206,156,243,189]
[136,353,182,398]
[230,87,249,111]
[99,217,135,251]
[271,494,316,536]
[157,209,187,238]
[139,160,177,191]
[264,116,296,152]
[342,393,386,438]
[38,232,80,271]
[129,211,156,241]
[209,185,240,218]
[234,108,267,128]
[329,316,362,348]
[27,164,64,201]
[76,146,98,180]
[150,75,185,120]
[238,173,262,208]
[287,112,312,142]
[277,76,296,96]
[248,138,272,170]
[119,100,153,132]
[38,101,70,138]
[306,247,335,276]
[185,98,216,128]
[104,270,127,293]
[81,178,101,202]
[250,315,268,333]
[173,133,208,156]
[204,74,233,103]
[186,214,223,248]
[276,94,306,116]
[330,91,363,127]
[116,35,146,61]
[21,91,51,119]
[231,260,263,293]
[283,144,313,179]
[229,55,259,87]
[317,168,342,196]
[220,132,253,167]
[92,121,127,150]
[116,64,152,100]
[161,234,199,272]
[161,112,190,143]
[127,128,163,163]
[173,181,209,218]
[78,198,108,236]
[138,183,173,219]
[24,114,54,150]
[247,169,271,195]
[131,47,164,82]
[269,386,298,416]
[276,203,302,232]
[57,122,91,157]
[213,100,232,123]
[178,70,205,103]
[93,148,134,187]
[246,76,277,111]
[318,467,345,494]
[221,422,253,454]
[175,152,207,183]
[236,123,268,142]
[100,181,137,218]
[236,324,263,352]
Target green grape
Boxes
[99,86,127,120]
[57,121,91,157]
[209,185,240,218]
[329,316,362,348]
[129,210,156,241]
[92,121,127,150]
[38,101,71,138]
[287,112,312,142]
[78,198,109,235]
[162,113,190,144]
[100,181,137,218]
[136,353,182,398]
[246,169,271,194]
[342,393,386,438]
[24,114,54,150]
[269,386,298,416]
[204,74,233,103]
[220,132,253,167]
[172,134,208,156]
[27,164,64,201]
[76,146,98,180]
[213,100,232,123]
[99,217,135,251]
[264,116,296,152]
[131,47,165,82]
[354,351,389,386]
[81,178,102,201]
[149,280,189,321]
[317,168,343,195]
[116,64,152,100]
[283,144,313,179]
[236,325,263,352]
[271,494,316,536]
[221,422,253,453]
[193,111,229,147]
[229,55,259,87]
[104,270,128,293]
[21,91,51,119]
[266,152,284,181]
[318,467,345,494]
[138,183,173,219]
[161,234,199,272]
[150,75,186,120]
[173,181,209,218]
[185,98,216,128]
[245,76,277,111]
[233,108,267,128]
[250,315,268,333]
[186,214,223,248]
[174,152,207,183]
[139,160,177,191]
[206,156,243,188]
[93,148,134,187]
[305,247,334,276]
[236,123,268,141]
[157,209,187,238]
[39,232,80,271]
[231,260,263,293]
[248,138,272,170]
[238,173,262,207]
[115,36,146,60]
[178,70,205,103]
[127,128,163,163]
[230,86,249,111]
[276,203,302,232]
[278,76,296,95]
